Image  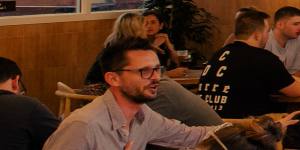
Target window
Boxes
[91,0,144,12]
[0,0,144,17]
[0,0,78,16]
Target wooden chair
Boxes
[55,82,97,119]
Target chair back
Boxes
[55,82,97,119]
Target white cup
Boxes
[176,50,188,57]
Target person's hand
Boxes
[151,45,165,54]
[277,111,300,133]
[166,67,188,78]
[124,141,133,150]
[153,33,169,47]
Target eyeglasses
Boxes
[19,79,27,95]
[115,66,164,79]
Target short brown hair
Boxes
[274,6,300,24]
[100,37,154,74]
[235,10,270,40]
[237,6,257,14]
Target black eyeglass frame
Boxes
[115,66,164,79]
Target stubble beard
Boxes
[120,88,156,104]
[120,82,158,104]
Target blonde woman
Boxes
[85,12,147,85]
[104,12,147,47]
[197,111,300,150]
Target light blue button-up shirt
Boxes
[43,90,229,150]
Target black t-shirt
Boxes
[198,41,294,118]
[0,90,60,150]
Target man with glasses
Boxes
[0,57,60,150]
[43,37,230,150]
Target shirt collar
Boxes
[103,90,146,130]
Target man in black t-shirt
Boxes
[0,57,60,150]
[198,10,300,118]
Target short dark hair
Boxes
[0,57,22,83]
[100,37,154,74]
[142,10,164,23]
[235,10,270,40]
[237,7,257,14]
[274,6,300,24]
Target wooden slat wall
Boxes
[0,0,299,115]
[0,20,114,114]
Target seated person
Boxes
[43,37,230,150]
[198,9,300,149]
[198,8,300,119]
[143,10,188,78]
[84,12,222,127]
[0,57,60,150]
[197,112,300,150]
[265,6,300,76]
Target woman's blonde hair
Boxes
[104,12,146,47]
[198,116,283,150]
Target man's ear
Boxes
[11,75,20,93]
[276,20,285,29]
[104,72,121,87]
[253,30,262,41]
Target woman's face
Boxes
[144,15,163,36]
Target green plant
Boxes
[144,0,218,62]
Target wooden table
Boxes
[272,94,300,112]
[171,69,202,85]
[272,94,300,103]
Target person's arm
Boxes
[153,33,179,66]
[30,102,60,150]
[256,51,299,98]
[147,77,223,126]
[279,76,300,97]
[147,108,230,149]
[164,36,179,66]
[165,67,188,78]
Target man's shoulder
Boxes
[63,96,108,125]
[217,42,267,56]
[0,93,41,107]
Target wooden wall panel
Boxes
[0,19,114,114]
